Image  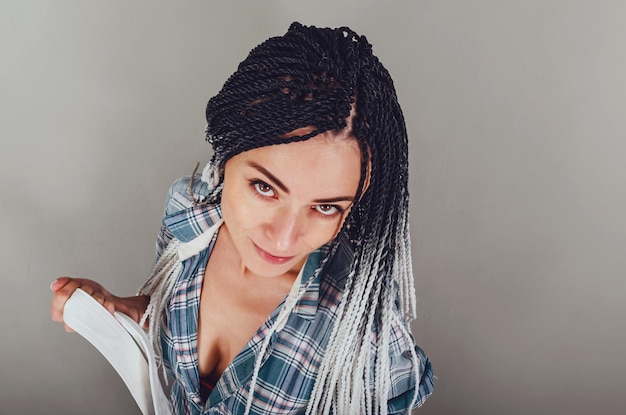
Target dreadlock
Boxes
[141,22,419,415]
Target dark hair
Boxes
[205,21,408,250]
[202,22,418,413]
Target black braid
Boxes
[203,22,417,414]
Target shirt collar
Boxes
[292,234,354,320]
[163,202,223,243]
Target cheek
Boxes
[221,185,266,233]
[220,184,242,229]
[222,194,247,232]
[304,218,345,249]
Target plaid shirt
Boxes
[152,176,434,414]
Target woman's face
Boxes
[220,133,362,278]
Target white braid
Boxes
[304,268,352,414]
[342,271,379,413]
[354,273,384,415]
[138,237,184,371]
[139,228,419,414]
[395,313,423,410]
[375,294,393,415]
[398,216,417,320]
[243,264,313,415]
[305,217,418,415]
[136,171,420,414]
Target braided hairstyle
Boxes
[202,22,418,415]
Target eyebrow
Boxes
[248,162,355,204]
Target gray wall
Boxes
[1,1,624,414]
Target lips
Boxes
[252,242,295,265]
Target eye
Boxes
[253,181,275,197]
[314,204,341,216]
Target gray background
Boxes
[1,1,624,414]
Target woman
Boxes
[51,22,434,415]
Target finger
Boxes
[92,292,106,305]
[73,278,112,298]
[90,292,115,315]
[102,298,116,315]
[50,277,72,292]
[81,286,96,298]
[64,323,75,333]
[50,279,81,323]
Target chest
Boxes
[162,246,345,413]
[196,256,294,383]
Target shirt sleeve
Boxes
[155,176,201,260]
[155,178,181,260]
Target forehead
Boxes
[226,133,362,195]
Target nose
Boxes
[266,208,303,252]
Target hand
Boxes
[50,277,149,332]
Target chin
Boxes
[247,258,299,278]
[244,251,306,279]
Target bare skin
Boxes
[50,131,362,390]
[196,224,298,385]
[192,134,361,383]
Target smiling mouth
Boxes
[253,242,295,265]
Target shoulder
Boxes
[163,175,212,215]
